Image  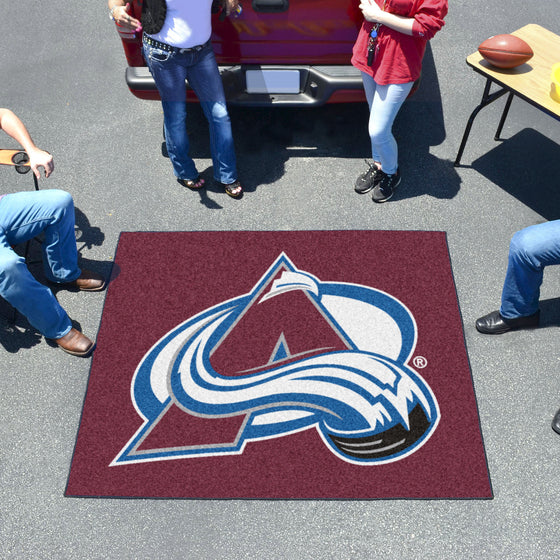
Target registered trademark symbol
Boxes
[413,356,428,369]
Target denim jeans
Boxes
[361,73,414,175]
[143,40,237,184]
[500,220,560,319]
[0,190,80,338]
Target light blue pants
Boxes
[361,73,414,175]
[143,40,237,184]
[500,220,560,319]
[0,189,80,338]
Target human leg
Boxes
[143,43,200,181]
[361,72,382,168]
[356,75,412,199]
[161,100,201,181]
[187,44,238,186]
[500,220,560,318]
[0,192,100,354]
[354,74,382,193]
[0,190,81,284]
[475,220,560,334]
[367,79,413,175]
[368,80,412,203]
[0,234,72,339]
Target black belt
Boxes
[143,35,209,54]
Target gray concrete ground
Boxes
[1,1,559,558]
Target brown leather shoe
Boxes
[67,270,106,292]
[54,328,95,357]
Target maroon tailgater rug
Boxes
[66,231,492,499]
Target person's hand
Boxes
[359,0,385,23]
[224,0,239,16]
[112,3,142,32]
[27,147,54,179]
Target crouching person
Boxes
[0,108,104,356]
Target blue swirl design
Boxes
[112,254,440,466]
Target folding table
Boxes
[454,24,560,166]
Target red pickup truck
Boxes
[115,0,366,106]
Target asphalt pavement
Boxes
[1,1,559,558]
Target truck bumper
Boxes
[125,64,365,106]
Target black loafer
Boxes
[475,309,540,334]
[552,408,560,435]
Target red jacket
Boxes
[351,0,448,85]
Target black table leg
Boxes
[454,79,510,166]
[495,92,514,140]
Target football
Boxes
[478,34,534,69]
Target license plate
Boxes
[245,70,300,94]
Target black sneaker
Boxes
[354,162,382,194]
[372,168,401,203]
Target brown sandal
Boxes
[220,179,243,198]
[178,176,205,190]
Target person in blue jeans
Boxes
[475,220,560,335]
[0,108,105,357]
[475,220,560,435]
[109,0,243,198]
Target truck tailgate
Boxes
[212,0,362,65]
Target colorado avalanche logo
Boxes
[112,254,440,466]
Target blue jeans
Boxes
[143,40,237,184]
[361,73,413,175]
[0,190,80,338]
[500,220,560,319]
